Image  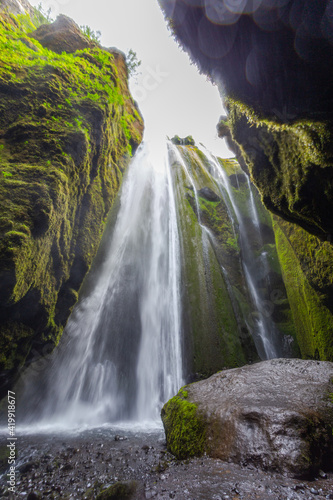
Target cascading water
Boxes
[18,140,183,429]
[172,143,284,360]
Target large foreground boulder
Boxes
[161,359,333,477]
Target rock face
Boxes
[161,359,333,477]
[0,0,34,16]
[159,0,333,117]
[159,0,333,359]
[273,217,333,361]
[0,10,143,397]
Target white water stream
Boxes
[18,141,183,430]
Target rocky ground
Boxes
[0,427,332,499]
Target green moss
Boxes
[0,11,143,395]
[273,218,333,360]
[161,388,206,459]
[171,147,259,374]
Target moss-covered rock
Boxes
[159,0,333,360]
[170,144,260,377]
[170,143,299,375]
[171,135,195,146]
[0,10,143,397]
[96,481,144,500]
[273,217,333,361]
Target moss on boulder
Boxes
[96,481,144,500]
[161,387,206,459]
[0,11,143,396]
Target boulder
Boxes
[161,359,333,477]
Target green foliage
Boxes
[2,171,12,178]
[171,135,195,146]
[126,48,141,78]
[226,236,239,251]
[96,481,139,500]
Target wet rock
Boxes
[115,435,127,442]
[162,359,333,476]
[27,493,40,500]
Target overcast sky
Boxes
[29,0,232,157]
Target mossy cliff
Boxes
[170,144,255,377]
[158,0,333,360]
[273,217,333,361]
[169,143,298,378]
[159,1,333,242]
[0,9,143,396]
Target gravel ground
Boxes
[0,427,332,499]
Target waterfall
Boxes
[18,140,183,429]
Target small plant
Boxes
[126,49,141,78]
[2,171,12,178]
[80,25,101,43]
[32,3,53,28]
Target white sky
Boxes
[29,0,233,157]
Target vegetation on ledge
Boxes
[0,10,143,397]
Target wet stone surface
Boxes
[0,428,332,499]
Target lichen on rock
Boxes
[0,9,143,397]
